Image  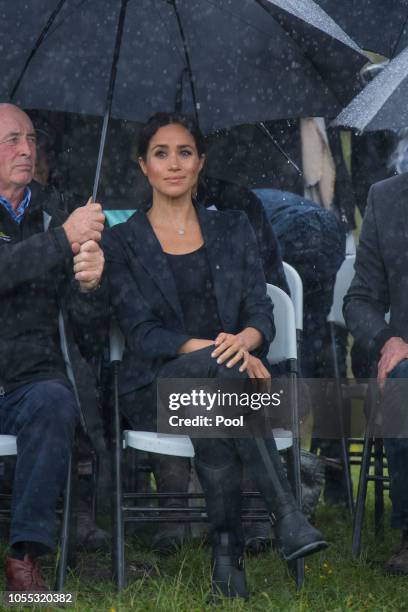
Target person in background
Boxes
[344,171,408,575]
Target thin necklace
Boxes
[150,211,191,236]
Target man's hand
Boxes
[211,332,250,372]
[246,355,271,379]
[63,197,105,249]
[377,336,408,390]
[73,240,104,292]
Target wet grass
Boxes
[1,491,407,612]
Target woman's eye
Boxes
[154,150,167,158]
[180,149,192,157]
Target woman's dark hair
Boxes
[138,112,206,160]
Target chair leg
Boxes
[288,366,304,588]
[55,454,73,591]
[112,362,125,590]
[329,323,354,516]
[374,439,385,539]
[352,434,373,557]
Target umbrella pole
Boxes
[92,0,129,202]
[10,0,68,100]
[170,0,199,126]
[257,123,303,177]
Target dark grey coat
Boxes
[343,172,408,361]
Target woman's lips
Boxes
[165,176,185,182]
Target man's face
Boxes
[0,106,37,194]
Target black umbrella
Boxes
[315,0,408,58]
[1,0,368,197]
[333,46,408,132]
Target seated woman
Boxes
[103,112,327,600]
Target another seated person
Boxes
[103,112,327,600]
[0,103,108,591]
[344,173,408,575]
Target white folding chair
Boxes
[0,435,17,456]
[110,292,303,589]
[345,232,356,257]
[327,255,356,329]
[325,255,357,515]
[266,283,304,586]
[0,435,72,590]
[282,262,303,336]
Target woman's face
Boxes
[139,123,204,199]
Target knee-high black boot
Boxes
[194,457,248,600]
[236,437,328,561]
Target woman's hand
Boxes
[246,355,271,379]
[211,332,250,372]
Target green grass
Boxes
[2,494,408,612]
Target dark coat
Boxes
[343,172,408,361]
[0,181,109,451]
[103,202,275,396]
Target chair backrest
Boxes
[105,210,134,228]
[0,435,17,456]
[282,261,303,332]
[266,284,297,364]
[345,231,356,256]
[110,320,125,363]
[327,255,356,328]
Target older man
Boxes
[344,172,408,575]
[0,103,108,591]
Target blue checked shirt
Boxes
[0,187,32,223]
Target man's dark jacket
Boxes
[0,181,109,450]
[344,172,408,361]
[103,203,275,396]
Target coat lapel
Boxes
[127,211,184,323]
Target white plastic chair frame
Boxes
[326,255,356,515]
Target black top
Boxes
[166,245,222,340]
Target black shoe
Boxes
[76,512,111,553]
[272,508,328,561]
[211,534,249,601]
[244,521,273,556]
[384,534,408,575]
[151,523,188,556]
[323,474,348,508]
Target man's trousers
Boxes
[0,379,78,551]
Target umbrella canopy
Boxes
[314,0,408,58]
[1,0,368,133]
[333,45,408,132]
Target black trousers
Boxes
[121,346,293,550]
